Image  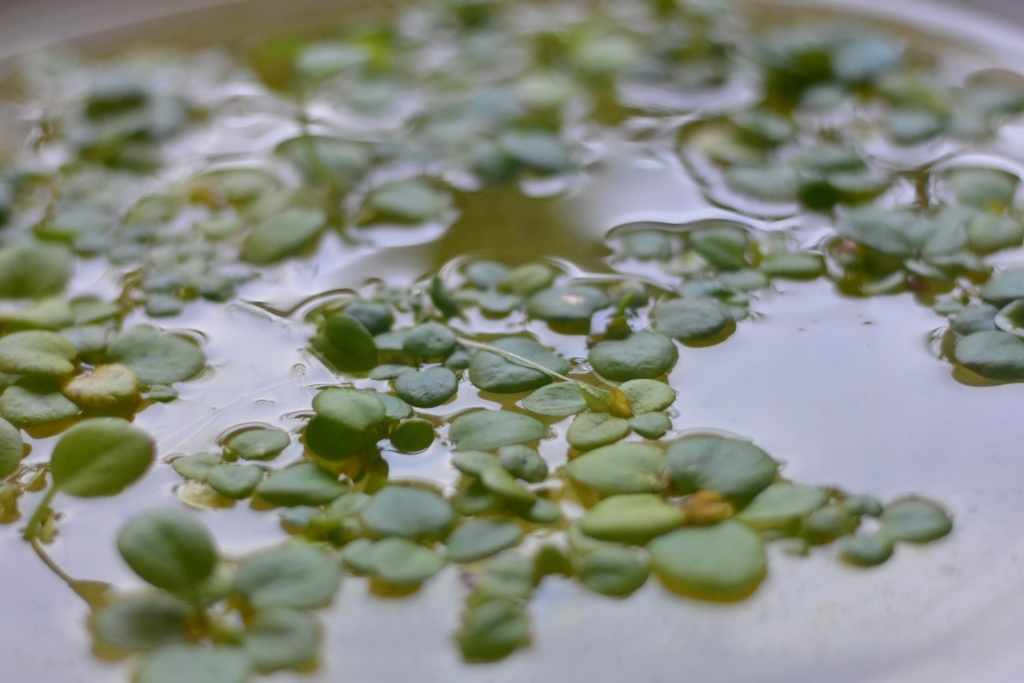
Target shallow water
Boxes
[2,0,1024,681]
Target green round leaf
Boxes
[980,268,1024,306]
[51,418,155,497]
[578,494,684,545]
[620,379,676,414]
[225,428,290,461]
[954,330,1024,380]
[737,483,829,528]
[242,207,326,264]
[653,299,730,341]
[402,322,457,360]
[665,435,778,501]
[578,547,650,598]
[244,607,319,673]
[372,537,446,584]
[457,598,530,663]
[566,412,631,451]
[62,364,141,409]
[839,532,895,566]
[649,521,766,600]
[446,519,524,562]
[390,418,435,453]
[361,485,454,541]
[0,380,80,427]
[879,498,953,543]
[0,330,77,377]
[93,594,191,653]
[107,326,206,385]
[449,410,548,451]
[234,544,341,610]
[0,241,74,299]
[117,508,218,591]
[313,313,378,372]
[967,214,1024,253]
[468,337,570,394]
[759,252,825,279]
[628,411,672,439]
[588,332,678,381]
[138,645,252,683]
[564,443,665,496]
[393,366,458,407]
[521,382,587,416]
[497,444,548,483]
[343,302,394,336]
[207,463,263,500]
[367,179,447,223]
[257,463,347,507]
[0,417,24,478]
[171,453,221,482]
[527,285,609,323]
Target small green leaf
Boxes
[0,379,80,427]
[564,443,665,495]
[207,463,263,500]
[665,435,778,501]
[967,214,1024,253]
[117,508,218,592]
[588,332,678,381]
[372,537,446,584]
[474,551,536,599]
[737,483,829,528]
[446,519,524,562]
[402,322,457,360]
[649,521,766,600]
[620,379,676,414]
[578,547,650,598]
[468,337,570,394]
[138,645,252,683]
[527,285,609,322]
[628,412,672,439]
[390,418,435,453]
[92,594,191,653]
[258,463,347,507]
[480,466,536,504]
[244,608,319,673]
[521,382,586,416]
[51,418,154,497]
[579,494,684,545]
[566,412,630,451]
[225,428,290,461]
[242,207,326,264]
[839,532,895,566]
[449,410,547,451]
[234,544,341,609]
[0,241,74,299]
[361,485,454,541]
[457,598,530,663]
[62,364,141,409]
[980,269,1024,306]
[393,366,458,407]
[0,417,24,478]
[879,498,953,543]
[313,313,378,372]
[342,302,394,336]
[759,252,825,279]
[107,326,206,385]
[689,227,749,270]
[653,299,730,341]
[0,330,77,377]
[171,453,221,482]
[367,179,447,223]
[497,444,548,483]
[953,330,1024,380]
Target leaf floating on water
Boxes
[92,593,192,653]
[224,428,290,461]
[0,330,77,377]
[649,521,766,601]
[137,645,252,683]
[457,598,530,663]
[117,508,218,592]
[107,326,206,385]
[578,494,684,545]
[244,607,320,673]
[578,547,650,598]
[242,206,327,264]
[52,418,155,498]
[521,382,587,416]
[258,463,348,507]
[0,241,74,299]
[879,498,953,543]
[361,485,454,541]
[234,544,341,610]
[468,337,570,393]
[665,435,778,501]
[953,330,1024,380]
[449,410,547,451]
[588,332,678,381]
[0,417,24,478]
[564,443,665,496]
